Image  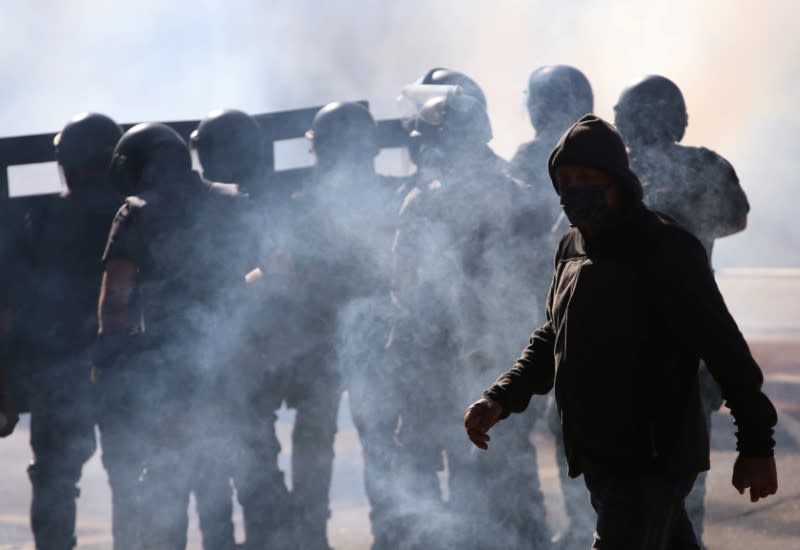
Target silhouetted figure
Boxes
[97,122,232,549]
[394,90,549,549]
[300,103,405,550]
[190,108,293,550]
[614,75,750,547]
[274,102,390,550]
[465,115,778,550]
[0,203,23,439]
[511,65,594,238]
[510,64,597,548]
[24,112,122,550]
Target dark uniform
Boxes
[190,108,292,550]
[0,224,17,434]
[0,199,31,434]
[393,92,549,549]
[278,102,395,550]
[97,123,229,549]
[25,113,122,550]
[509,65,597,547]
[614,75,750,546]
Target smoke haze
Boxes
[0,3,799,548]
[2,1,798,265]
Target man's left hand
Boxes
[732,454,778,502]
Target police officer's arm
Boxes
[703,151,749,238]
[665,230,778,501]
[0,365,18,437]
[97,200,143,336]
[97,259,137,334]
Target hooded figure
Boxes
[465,115,778,549]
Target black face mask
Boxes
[560,185,611,228]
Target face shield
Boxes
[396,83,462,120]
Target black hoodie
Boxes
[484,115,777,478]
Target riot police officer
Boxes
[511,64,594,241]
[510,64,597,548]
[24,112,122,550]
[0,241,18,440]
[614,74,749,259]
[276,101,398,550]
[96,122,227,549]
[0,195,30,441]
[190,108,292,549]
[614,74,750,547]
[393,90,549,549]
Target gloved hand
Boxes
[464,397,504,450]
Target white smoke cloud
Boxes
[0,2,797,250]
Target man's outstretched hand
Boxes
[732,454,778,503]
[464,398,504,450]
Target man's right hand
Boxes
[464,397,504,450]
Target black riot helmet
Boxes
[306,102,379,167]
[421,67,487,107]
[109,122,192,196]
[410,91,493,153]
[614,74,688,146]
[53,112,122,190]
[526,65,593,135]
[190,109,264,185]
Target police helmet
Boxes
[410,92,493,150]
[109,123,192,195]
[306,102,379,161]
[54,113,122,176]
[614,74,688,146]
[526,65,593,133]
[421,68,487,107]
[190,109,263,183]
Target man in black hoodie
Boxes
[464,115,778,549]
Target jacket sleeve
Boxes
[665,229,777,457]
[484,273,557,418]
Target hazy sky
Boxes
[1,0,798,266]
